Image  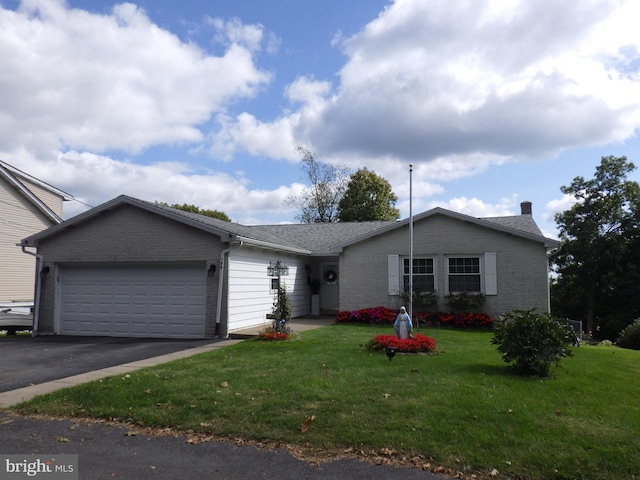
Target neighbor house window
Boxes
[447,257,481,293]
[403,257,435,293]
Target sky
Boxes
[2,0,640,239]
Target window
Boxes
[403,257,435,293]
[448,257,481,293]
[270,277,279,291]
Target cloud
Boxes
[0,0,270,157]
[215,0,640,170]
[426,195,519,218]
[13,150,299,222]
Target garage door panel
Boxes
[59,264,206,339]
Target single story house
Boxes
[0,159,73,313]
[21,195,559,339]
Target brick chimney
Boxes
[520,201,532,215]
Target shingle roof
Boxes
[481,214,544,236]
[147,201,309,252]
[22,195,559,252]
[249,221,397,254]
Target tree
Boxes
[551,156,640,338]
[164,203,231,222]
[287,147,350,223]
[337,168,400,222]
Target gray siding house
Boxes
[0,160,73,312]
[21,195,558,339]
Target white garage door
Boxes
[58,263,206,338]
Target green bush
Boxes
[491,309,576,377]
[617,318,640,350]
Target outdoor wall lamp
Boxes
[267,260,289,277]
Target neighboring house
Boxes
[0,160,73,313]
[21,195,559,339]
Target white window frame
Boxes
[402,256,436,294]
[446,255,482,294]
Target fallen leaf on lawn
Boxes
[57,437,70,443]
[300,415,315,433]
[382,393,391,398]
[554,409,562,416]
[490,468,499,476]
[220,381,229,388]
[144,389,152,395]
[124,431,137,437]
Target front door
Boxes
[320,263,339,313]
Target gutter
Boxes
[234,235,310,255]
[215,240,244,338]
[20,245,44,337]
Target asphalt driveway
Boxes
[0,336,219,393]
[0,413,447,480]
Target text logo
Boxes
[1,455,78,480]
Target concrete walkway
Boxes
[0,317,334,408]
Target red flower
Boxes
[259,332,289,341]
[371,333,437,353]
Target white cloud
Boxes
[13,150,299,222]
[0,0,270,157]
[545,194,577,221]
[208,16,266,52]
[215,0,640,175]
[426,196,518,218]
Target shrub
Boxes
[335,306,397,324]
[446,292,485,311]
[617,318,640,350]
[335,307,493,328]
[367,333,437,354]
[414,311,493,328]
[491,309,576,377]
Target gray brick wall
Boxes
[339,214,551,318]
[35,205,227,337]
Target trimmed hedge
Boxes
[335,306,493,328]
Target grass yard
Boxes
[13,324,640,479]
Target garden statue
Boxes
[394,306,413,339]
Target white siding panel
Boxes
[227,248,309,332]
[0,178,54,303]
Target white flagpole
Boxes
[409,163,414,329]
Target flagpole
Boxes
[409,163,414,329]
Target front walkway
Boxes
[229,315,335,338]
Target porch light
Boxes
[267,260,289,277]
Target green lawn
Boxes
[12,324,640,479]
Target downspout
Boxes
[215,240,244,338]
[20,245,43,337]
